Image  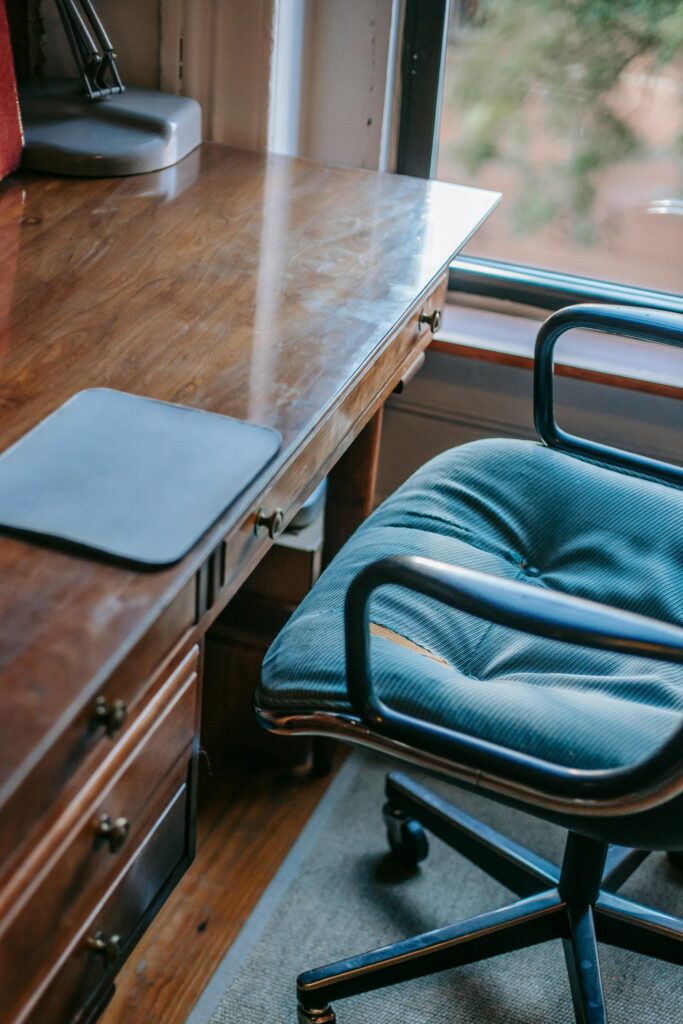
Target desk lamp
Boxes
[20,0,201,176]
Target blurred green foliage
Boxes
[445,0,683,243]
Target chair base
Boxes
[297,772,683,1024]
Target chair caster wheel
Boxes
[383,802,429,867]
[298,1005,336,1023]
[668,851,683,870]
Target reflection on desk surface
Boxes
[0,142,498,809]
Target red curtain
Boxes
[0,0,22,180]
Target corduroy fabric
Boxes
[260,439,683,774]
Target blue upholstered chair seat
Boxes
[260,439,683,773]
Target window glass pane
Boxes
[437,1,683,294]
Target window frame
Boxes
[397,1,683,312]
[395,0,450,179]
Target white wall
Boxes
[294,0,399,169]
[212,0,402,167]
[268,0,310,156]
[39,0,403,166]
[179,0,275,150]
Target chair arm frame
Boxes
[345,555,683,815]
[534,303,683,487]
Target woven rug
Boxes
[187,752,683,1023]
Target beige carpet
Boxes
[187,752,683,1024]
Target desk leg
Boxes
[323,407,384,567]
[314,407,383,775]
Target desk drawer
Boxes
[0,578,196,877]
[21,781,189,1024]
[226,273,449,584]
[0,646,199,1024]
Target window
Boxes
[399,1,683,301]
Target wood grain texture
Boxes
[0,579,196,878]
[97,760,341,1024]
[0,146,497,1021]
[25,779,191,1024]
[0,648,199,1023]
[0,144,497,840]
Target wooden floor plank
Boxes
[100,759,338,1024]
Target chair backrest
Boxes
[533,303,683,487]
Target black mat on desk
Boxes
[0,389,282,566]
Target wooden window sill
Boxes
[434,303,683,400]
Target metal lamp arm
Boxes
[345,555,683,815]
[54,0,124,100]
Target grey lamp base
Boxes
[19,79,202,177]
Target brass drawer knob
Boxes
[92,696,128,737]
[95,813,130,853]
[419,307,442,333]
[87,931,121,966]
[254,506,285,539]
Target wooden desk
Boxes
[0,144,498,1023]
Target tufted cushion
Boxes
[259,439,683,771]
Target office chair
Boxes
[256,304,683,1023]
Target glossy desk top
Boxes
[0,143,498,796]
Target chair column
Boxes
[559,833,608,905]
[559,833,609,1024]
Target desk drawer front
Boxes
[197,273,449,629]
[21,781,189,1024]
[0,646,199,1024]
[265,277,447,532]
[0,579,195,877]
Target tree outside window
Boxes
[438,0,683,293]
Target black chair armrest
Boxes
[345,555,683,815]
[534,303,683,487]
